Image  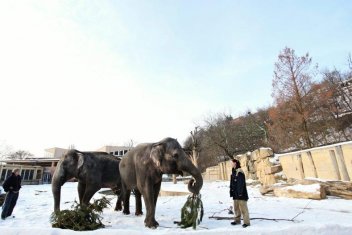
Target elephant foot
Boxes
[115,201,123,211]
[135,211,143,216]
[144,218,159,229]
[123,209,130,215]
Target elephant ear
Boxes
[77,152,85,170]
[150,143,164,169]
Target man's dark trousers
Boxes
[1,191,19,219]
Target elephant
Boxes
[119,137,203,228]
[52,149,122,212]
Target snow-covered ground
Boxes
[1,181,352,235]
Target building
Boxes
[96,145,131,157]
[0,145,132,185]
[44,147,69,159]
[0,158,58,185]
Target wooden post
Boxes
[173,174,177,184]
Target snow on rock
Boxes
[273,183,326,200]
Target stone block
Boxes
[259,148,274,159]
[273,183,326,200]
[264,165,282,175]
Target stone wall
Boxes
[202,141,352,184]
[202,147,280,186]
[278,141,352,181]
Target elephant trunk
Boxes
[180,162,203,195]
[52,163,65,211]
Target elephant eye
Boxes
[173,154,179,159]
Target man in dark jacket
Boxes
[1,168,22,220]
[229,159,250,227]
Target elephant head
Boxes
[52,149,85,211]
[150,138,203,195]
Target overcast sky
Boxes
[0,1,351,156]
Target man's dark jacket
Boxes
[2,173,22,192]
[230,168,248,201]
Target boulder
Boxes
[265,165,282,175]
[273,183,326,200]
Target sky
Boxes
[0,1,351,156]
[1,181,352,234]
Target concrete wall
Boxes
[278,141,352,181]
[202,161,233,181]
[202,147,277,185]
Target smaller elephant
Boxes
[52,149,122,211]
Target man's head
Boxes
[231,159,241,169]
[13,168,20,176]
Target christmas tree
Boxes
[178,193,204,229]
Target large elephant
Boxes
[119,137,203,228]
[52,149,122,211]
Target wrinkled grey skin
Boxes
[52,149,122,211]
[119,137,203,228]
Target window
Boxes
[124,150,128,154]
[114,151,119,156]
[24,169,30,180]
[20,169,35,180]
[29,170,34,180]
[36,170,42,180]
[119,150,123,156]
[43,172,52,184]
[1,169,7,181]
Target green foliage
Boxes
[179,194,204,229]
[50,197,110,231]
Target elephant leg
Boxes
[142,185,159,228]
[115,193,123,211]
[134,189,143,216]
[121,182,131,215]
[153,183,161,207]
[82,184,100,206]
[77,182,86,204]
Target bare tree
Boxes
[202,112,266,160]
[271,47,318,149]
[318,61,352,141]
[124,139,136,148]
[183,127,215,172]
[0,142,13,160]
[189,126,200,168]
[8,150,33,160]
[68,144,75,150]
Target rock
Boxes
[265,165,282,175]
[259,186,274,195]
[273,183,326,200]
